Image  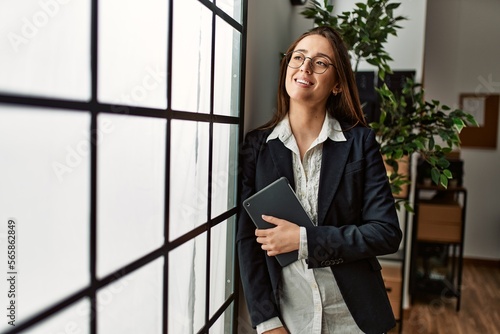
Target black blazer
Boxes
[236,124,402,334]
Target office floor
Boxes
[393,260,500,334]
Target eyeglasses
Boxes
[286,51,335,74]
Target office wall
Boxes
[244,1,312,133]
[424,0,500,260]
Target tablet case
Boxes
[243,177,314,267]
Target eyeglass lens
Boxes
[288,51,330,74]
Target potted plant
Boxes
[301,0,477,210]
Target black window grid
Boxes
[0,0,248,332]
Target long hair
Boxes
[262,26,366,129]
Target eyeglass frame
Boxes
[285,51,336,74]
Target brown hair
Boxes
[261,26,366,129]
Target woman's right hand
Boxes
[256,215,300,256]
[263,326,288,334]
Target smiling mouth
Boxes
[295,78,313,86]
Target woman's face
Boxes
[285,34,339,109]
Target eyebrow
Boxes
[294,49,334,62]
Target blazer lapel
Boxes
[317,137,353,225]
[267,139,295,189]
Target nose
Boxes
[300,57,313,73]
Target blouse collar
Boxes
[266,113,347,144]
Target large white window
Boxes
[0,0,245,333]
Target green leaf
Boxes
[386,3,402,10]
[429,137,435,150]
[413,139,425,150]
[431,167,440,185]
[443,169,453,179]
[355,2,367,10]
[453,118,465,132]
[442,147,453,154]
[437,157,450,169]
[440,174,449,188]
[366,58,380,66]
[379,110,387,123]
[466,114,479,126]
[404,201,414,213]
[385,158,398,169]
[394,149,404,159]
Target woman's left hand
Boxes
[255,215,300,256]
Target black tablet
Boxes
[243,177,314,267]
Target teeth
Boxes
[297,79,312,85]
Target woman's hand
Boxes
[263,326,288,334]
[255,215,300,256]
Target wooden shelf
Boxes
[410,186,467,312]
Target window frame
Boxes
[0,0,247,332]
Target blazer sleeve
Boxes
[305,128,403,268]
[236,130,280,327]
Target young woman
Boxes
[237,26,402,334]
